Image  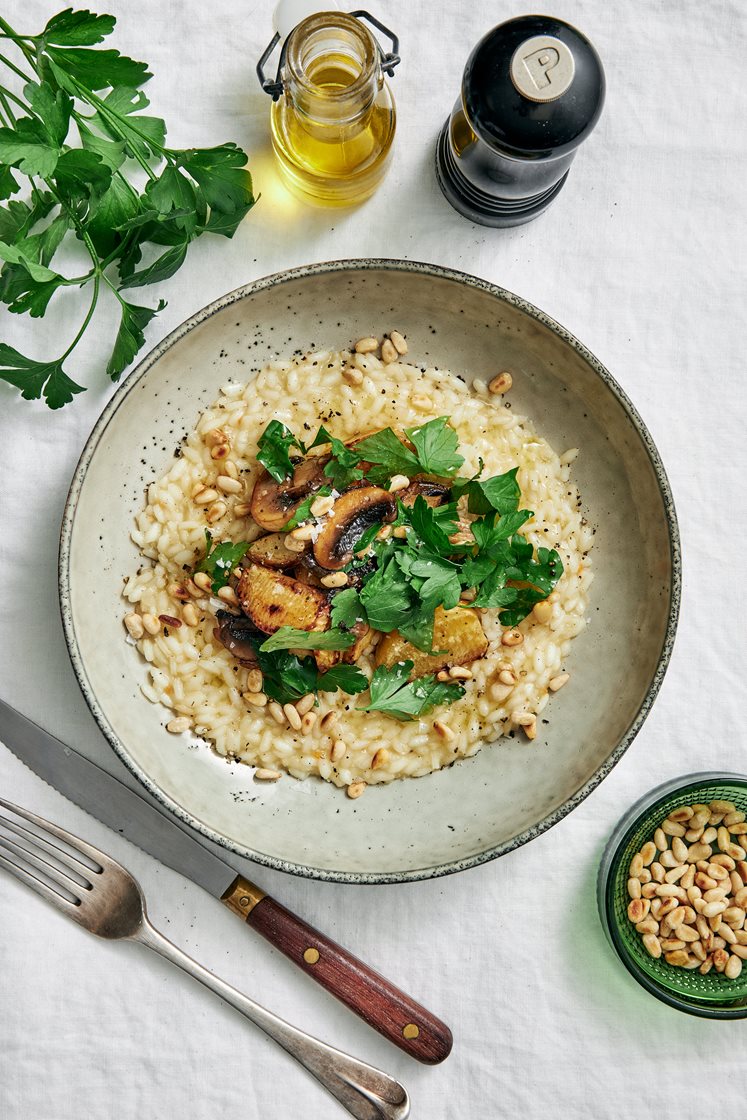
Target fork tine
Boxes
[0,845,80,912]
[0,814,94,893]
[0,831,84,902]
[0,797,104,872]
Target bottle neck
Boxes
[283,12,381,126]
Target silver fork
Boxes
[0,797,409,1120]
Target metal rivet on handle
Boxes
[402,1023,420,1039]
[303,947,320,964]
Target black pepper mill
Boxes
[435,15,605,227]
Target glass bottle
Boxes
[262,12,398,207]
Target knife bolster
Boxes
[220,875,266,918]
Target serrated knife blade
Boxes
[0,697,452,1064]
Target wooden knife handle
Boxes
[221,875,452,1064]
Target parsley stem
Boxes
[0,51,34,85]
[67,83,160,181]
[58,272,100,364]
[0,17,36,71]
[0,81,28,114]
[0,89,16,126]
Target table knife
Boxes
[0,698,451,1064]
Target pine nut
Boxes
[628,878,642,900]
[685,828,704,842]
[642,883,658,898]
[656,885,687,899]
[720,923,737,944]
[437,670,450,682]
[665,950,689,966]
[732,944,747,958]
[687,842,712,862]
[713,948,729,972]
[124,613,144,640]
[724,810,746,826]
[217,586,239,606]
[206,500,227,524]
[448,666,473,680]
[331,739,346,762]
[724,906,746,925]
[636,918,659,934]
[651,861,665,882]
[629,853,644,878]
[376,525,392,541]
[665,906,687,929]
[347,781,366,799]
[290,523,315,541]
[320,711,339,733]
[725,954,743,979]
[234,502,253,517]
[691,941,707,961]
[665,865,687,884]
[388,474,410,493]
[168,583,190,602]
[661,938,686,951]
[699,959,714,974]
[548,673,570,693]
[703,901,727,918]
[725,842,747,860]
[731,872,744,895]
[501,628,523,647]
[210,443,230,461]
[628,899,649,922]
[654,828,667,852]
[681,864,695,889]
[182,603,200,627]
[267,701,285,725]
[660,851,680,868]
[642,933,662,958]
[702,827,717,843]
[676,925,699,943]
[217,475,243,494]
[488,372,513,394]
[284,534,307,553]
[295,693,315,716]
[434,720,456,741]
[193,571,213,592]
[354,336,378,354]
[246,669,263,693]
[223,459,239,480]
[301,712,317,734]
[243,692,267,708]
[669,806,694,823]
[283,703,302,730]
[205,428,228,448]
[310,494,335,517]
[381,338,398,364]
[142,613,161,635]
[320,572,349,588]
[393,526,408,539]
[193,487,219,505]
[342,367,364,386]
[672,837,688,862]
[532,600,553,624]
[389,330,407,355]
[412,394,432,411]
[255,768,281,781]
[166,717,190,733]
[708,862,730,880]
[662,819,686,837]
[711,800,737,814]
[372,748,390,769]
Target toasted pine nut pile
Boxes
[627,800,747,978]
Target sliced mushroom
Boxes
[399,475,451,508]
[214,609,263,663]
[237,563,330,635]
[246,532,301,570]
[375,605,488,678]
[313,486,396,571]
[250,455,328,532]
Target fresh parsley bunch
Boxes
[0,8,256,408]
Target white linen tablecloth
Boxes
[2,1,746,1116]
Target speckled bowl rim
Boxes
[59,258,682,885]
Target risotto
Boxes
[123,340,594,792]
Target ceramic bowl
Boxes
[59,259,680,883]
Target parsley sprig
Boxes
[358,661,464,720]
[0,8,255,408]
[195,531,249,592]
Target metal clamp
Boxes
[256,9,401,101]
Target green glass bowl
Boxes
[598,773,747,1019]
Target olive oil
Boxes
[269,14,396,207]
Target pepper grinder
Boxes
[435,15,605,227]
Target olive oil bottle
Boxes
[263,12,397,207]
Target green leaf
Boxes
[85,172,139,255]
[354,427,420,482]
[0,240,60,282]
[256,420,304,483]
[316,664,369,694]
[178,144,254,215]
[24,81,71,146]
[473,569,517,609]
[43,8,117,46]
[329,587,365,629]
[308,424,365,490]
[358,662,464,720]
[77,120,125,169]
[397,602,437,654]
[46,46,151,91]
[194,531,249,591]
[107,296,166,380]
[0,119,60,177]
[259,627,356,654]
[0,344,84,408]
[408,554,462,611]
[0,165,19,200]
[456,467,522,516]
[281,486,333,531]
[200,198,256,239]
[145,165,197,235]
[0,264,65,317]
[53,148,111,201]
[22,213,70,267]
[405,495,454,556]
[404,416,464,477]
[0,193,55,242]
[118,240,188,288]
[92,86,166,158]
[359,558,413,632]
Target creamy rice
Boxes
[124,346,594,788]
